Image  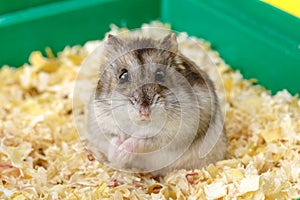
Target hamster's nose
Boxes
[139,105,150,117]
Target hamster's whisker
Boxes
[94,97,128,101]
[164,106,181,114]
[165,110,181,119]
[166,104,181,109]
[94,103,127,118]
[94,99,128,104]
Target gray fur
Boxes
[85,34,227,176]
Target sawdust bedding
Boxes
[0,21,299,199]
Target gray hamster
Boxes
[85,33,227,176]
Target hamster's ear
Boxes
[106,34,123,46]
[160,33,178,52]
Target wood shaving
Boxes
[0,21,299,199]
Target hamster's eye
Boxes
[118,68,130,83]
[155,69,165,82]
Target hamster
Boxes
[85,33,227,176]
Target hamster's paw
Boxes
[108,137,139,167]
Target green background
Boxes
[0,0,299,94]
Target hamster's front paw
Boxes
[108,137,139,167]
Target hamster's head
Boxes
[93,33,205,138]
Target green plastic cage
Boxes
[0,0,299,94]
